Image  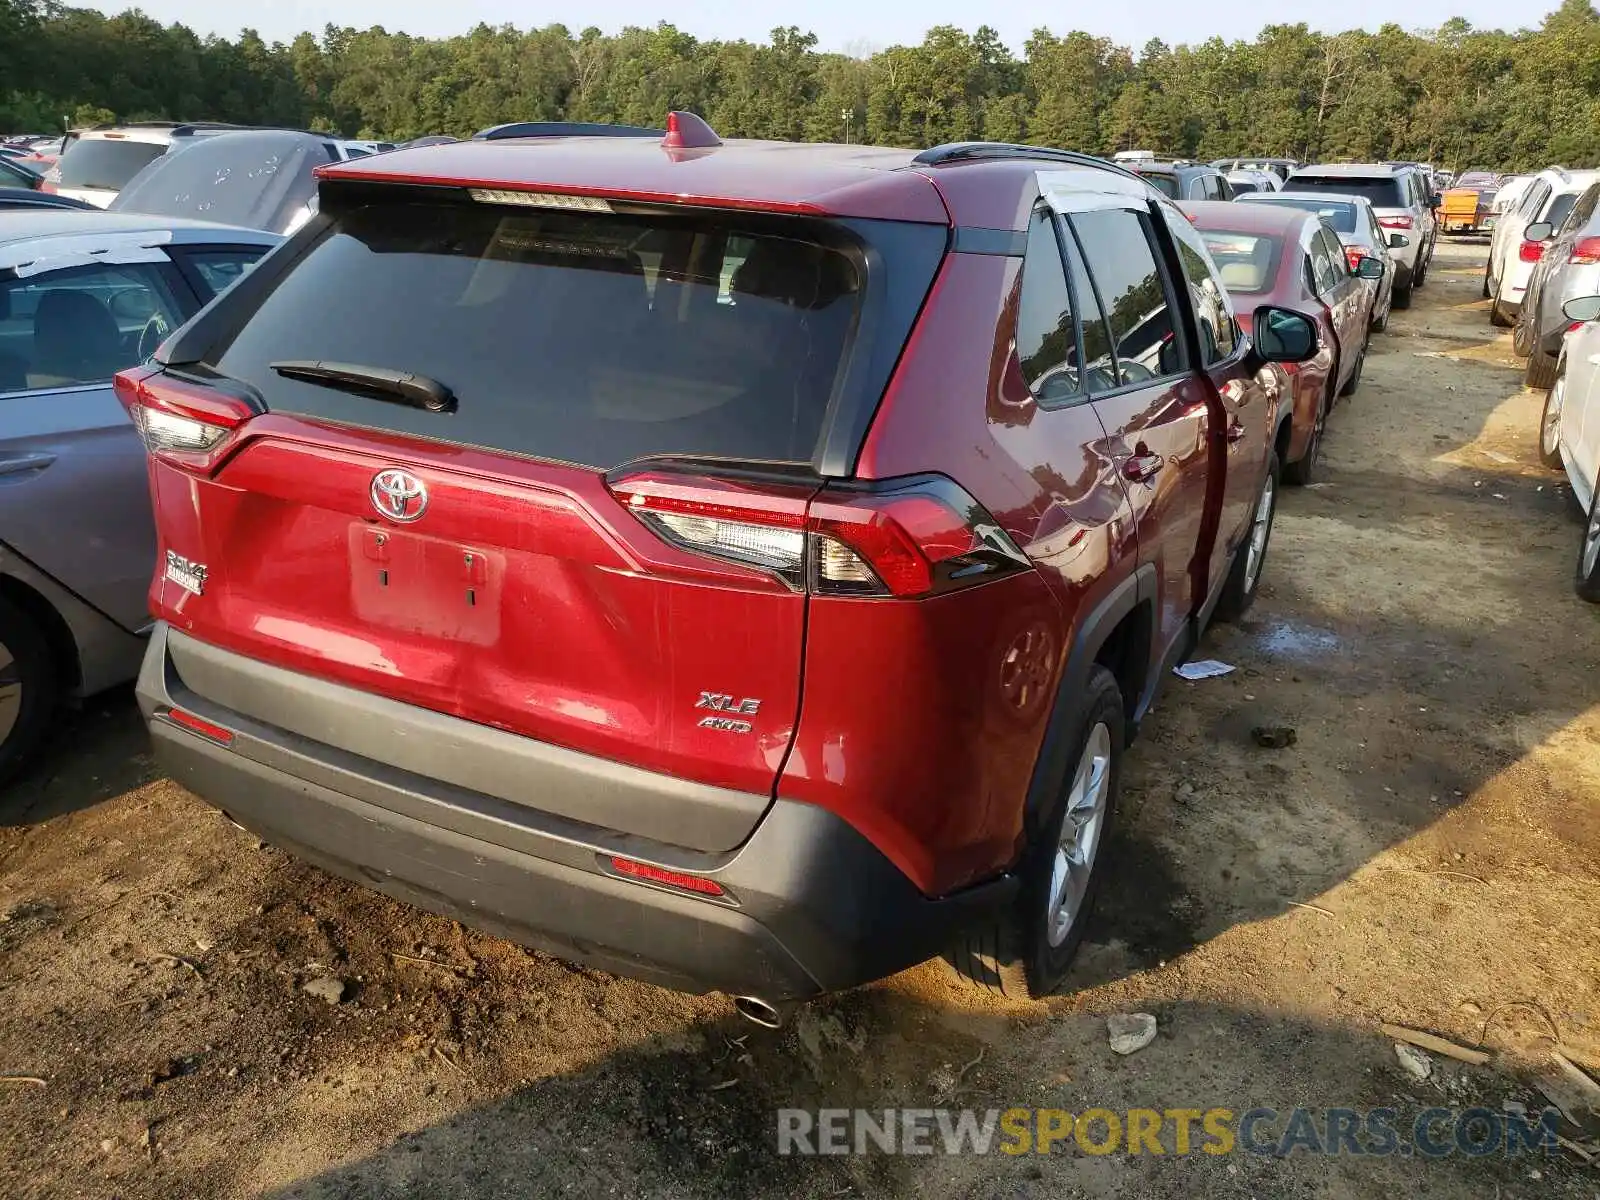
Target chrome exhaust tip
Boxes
[732,995,790,1029]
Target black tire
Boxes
[1481,261,1492,300]
[1412,253,1428,289]
[948,666,1124,1000]
[1283,395,1326,486]
[0,596,56,787]
[1525,341,1559,390]
[1339,338,1367,397]
[1391,275,1412,310]
[1540,361,1569,468]
[1577,486,1600,603]
[1370,294,1389,333]
[1489,296,1513,328]
[1212,450,1280,623]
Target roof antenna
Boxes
[662,112,722,150]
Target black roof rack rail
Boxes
[912,142,1144,183]
[473,121,666,142]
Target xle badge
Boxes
[695,691,761,734]
[164,550,208,597]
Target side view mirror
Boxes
[1429,193,1442,209]
[1525,221,1554,243]
[1562,296,1600,323]
[1355,256,1385,280]
[1387,232,1410,249]
[1251,305,1319,364]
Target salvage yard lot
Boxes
[2,239,1598,1199]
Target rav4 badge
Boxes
[164,550,208,597]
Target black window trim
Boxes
[1062,203,1192,401]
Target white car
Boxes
[43,122,248,207]
[1539,294,1600,599]
[1226,169,1281,196]
[1487,168,1599,329]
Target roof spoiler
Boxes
[472,112,722,150]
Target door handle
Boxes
[0,452,56,477]
[1122,451,1164,483]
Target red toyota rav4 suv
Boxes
[121,115,1318,1018]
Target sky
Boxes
[89,0,1534,53]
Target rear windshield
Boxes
[57,138,165,191]
[1197,231,1281,295]
[110,132,332,233]
[1287,176,1403,208]
[1139,173,1179,199]
[209,201,863,468]
[1546,192,1580,230]
[1257,197,1357,233]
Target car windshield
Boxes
[1287,176,1403,208]
[207,200,866,469]
[1458,172,1498,188]
[110,131,333,233]
[56,138,166,191]
[1196,231,1280,295]
[1252,197,1358,234]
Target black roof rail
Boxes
[473,121,665,142]
[912,142,1145,183]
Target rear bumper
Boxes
[137,623,1013,999]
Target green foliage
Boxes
[0,2,1595,169]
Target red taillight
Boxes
[608,471,1030,599]
[608,856,725,897]
[1571,237,1600,265]
[162,707,234,746]
[114,366,259,473]
[1378,215,1413,230]
[1519,239,1547,263]
[1569,321,1586,334]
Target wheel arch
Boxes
[1023,565,1155,838]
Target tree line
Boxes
[3,0,1599,171]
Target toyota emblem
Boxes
[370,468,428,523]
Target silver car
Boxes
[1284,163,1439,308]
[1237,191,1402,331]
[0,212,279,780]
[1516,181,1600,390]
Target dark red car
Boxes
[1183,201,1379,485]
[122,119,1319,1017]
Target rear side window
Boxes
[209,202,864,469]
[1068,209,1182,387]
[57,139,166,191]
[1141,174,1179,200]
[1289,176,1403,208]
[1015,210,1081,403]
[181,249,268,298]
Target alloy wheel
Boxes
[1543,375,1565,459]
[0,642,20,747]
[1045,722,1112,948]
[1245,473,1276,590]
[1584,497,1600,579]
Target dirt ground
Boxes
[2,239,1599,1199]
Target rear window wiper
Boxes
[269,360,456,414]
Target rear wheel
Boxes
[0,596,56,786]
[949,666,1123,1000]
[1576,487,1600,603]
[1525,340,1559,390]
[1284,395,1326,486]
[1482,260,1492,300]
[1489,295,1514,328]
[1392,274,1413,310]
[1339,339,1368,397]
[1412,252,1428,288]
[1213,450,1280,623]
[1541,362,1568,468]
[1513,310,1538,358]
